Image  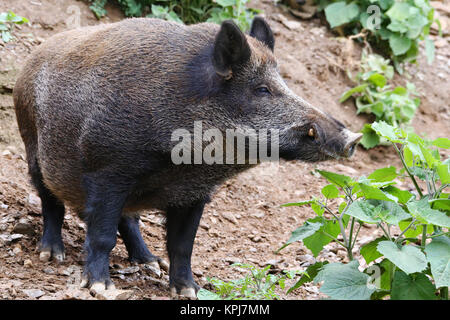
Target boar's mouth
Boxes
[318,129,362,160]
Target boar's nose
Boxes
[343,131,363,158]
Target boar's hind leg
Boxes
[118,216,169,271]
[80,175,130,291]
[166,199,207,298]
[29,160,65,262]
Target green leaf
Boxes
[360,124,380,149]
[311,202,325,216]
[346,199,410,225]
[339,84,368,103]
[382,186,414,204]
[277,221,322,252]
[377,241,427,274]
[316,170,353,188]
[389,34,412,56]
[368,73,387,88]
[215,0,236,7]
[371,121,404,143]
[425,236,450,288]
[346,200,381,224]
[429,199,450,212]
[287,261,328,294]
[432,138,450,149]
[386,2,417,21]
[391,270,437,300]
[358,183,397,202]
[314,261,376,300]
[321,184,339,199]
[436,163,450,184]
[407,198,450,228]
[360,236,387,264]
[368,166,398,183]
[303,217,341,257]
[324,2,360,28]
[398,219,432,238]
[197,288,222,300]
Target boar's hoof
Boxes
[156,258,170,272]
[39,246,65,263]
[80,277,115,291]
[170,286,197,299]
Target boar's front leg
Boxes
[166,199,207,298]
[80,174,131,291]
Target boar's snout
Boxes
[342,130,363,158]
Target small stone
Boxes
[249,234,262,243]
[2,150,12,158]
[23,289,45,299]
[62,286,95,300]
[193,269,203,277]
[95,289,134,300]
[221,211,238,224]
[28,193,41,207]
[43,267,55,274]
[208,229,220,237]
[114,266,140,275]
[142,263,161,278]
[263,258,283,267]
[200,221,210,230]
[281,19,302,30]
[23,259,33,268]
[12,246,22,255]
[224,256,241,265]
[0,233,24,244]
[13,220,35,236]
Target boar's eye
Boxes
[255,85,272,96]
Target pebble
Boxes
[27,193,41,207]
[221,211,238,224]
[23,259,33,268]
[23,289,45,299]
[248,234,262,243]
[142,263,161,278]
[0,233,24,244]
[94,289,134,300]
[224,256,241,265]
[13,219,35,236]
[114,266,140,275]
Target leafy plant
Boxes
[197,263,300,300]
[0,11,29,43]
[340,52,420,148]
[206,0,261,31]
[279,121,449,300]
[88,0,260,31]
[318,0,439,69]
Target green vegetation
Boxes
[0,11,28,43]
[340,52,420,148]
[318,0,439,69]
[197,263,300,300]
[88,0,260,31]
[279,121,449,300]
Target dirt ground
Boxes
[0,0,449,300]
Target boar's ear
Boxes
[213,20,251,80]
[250,16,274,52]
